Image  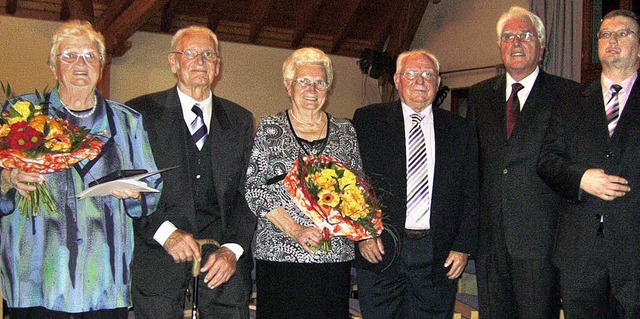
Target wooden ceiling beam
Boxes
[385,0,430,55]
[290,0,324,48]
[94,0,134,32]
[160,0,179,33]
[60,0,95,22]
[329,0,361,53]
[372,0,403,50]
[6,0,18,15]
[206,1,221,32]
[102,0,170,57]
[247,0,274,43]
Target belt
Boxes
[404,228,431,239]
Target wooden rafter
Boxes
[329,0,361,53]
[372,0,403,50]
[101,0,170,56]
[6,0,18,14]
[247,0,274,43]
[385,0,430,55]
[60,0,95,22]
[94,0,134,32]
[206,0,221,32]
[290,0,324,48]
[160,0,179,32]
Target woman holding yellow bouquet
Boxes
[0,20,161,318]
[245,47,363,318]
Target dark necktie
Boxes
[407,114,430,225]
[506,83,524,138]
[191,103,207,150]
[606,84,622,137]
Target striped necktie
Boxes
[191,103,208,150]
[407,114,430,224]
[606,84,622,137]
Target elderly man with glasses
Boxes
[538,9,640,318]
[126,26,255,319]
[352,49,479,319]
[467,6,578,319]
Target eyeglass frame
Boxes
[293,77,330,91]
[500,31,538,43]
[170,49,220,61]
[399,70,438,82]
[597,28,639,40]
[57,50,103,65]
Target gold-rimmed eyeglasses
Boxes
[400,70,437,82]
[597,29,639,40]
[171,49,220,61]
[58,50,102,65]
[294,78,329,91]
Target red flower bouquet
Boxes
[284,155,384,252]
[0,98,103,218]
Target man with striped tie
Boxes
[538,9,640,318]
[126,26,255,319]
[352,50,479,319]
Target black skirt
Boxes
[255,259,352,319]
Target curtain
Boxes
[530,0,582,82]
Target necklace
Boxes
[289,110,323,127]
[62,95,97,119]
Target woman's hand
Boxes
[1,169,45,198]
[110,189,142,200]
[291,225,323,254]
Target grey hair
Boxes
[282,47,334,87]
[48,20,106,68]
[395,50,441,74]
[171,26,219,54]
[496,6,546,46]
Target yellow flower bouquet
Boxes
[284,155,384,252]
[0,98,103,218]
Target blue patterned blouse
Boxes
[0,87,161,312]
[245,111,362,263]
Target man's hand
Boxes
[358,238,385,264]
[163,229,201,263]
[444,251,468,279]
[200,247,237,289]
[580,168,630,201]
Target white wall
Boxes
[0,15,381,120]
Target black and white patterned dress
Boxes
[245,110,362,263]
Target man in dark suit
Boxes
[352,50,479,319]
[538,9,640,318]
[126,26,255,319]
[467,7,578,318]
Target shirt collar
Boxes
[176,87,212,127]
[506,67,539,94]
[602,72,638,97]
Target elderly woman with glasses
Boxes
[245,47,362,318]
[0,20,161,318]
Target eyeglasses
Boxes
[501,31,537,43]
[171,49,220,61]
[58,50,102,64]
[294,78,329,91]
[597,29,639,40]
[400,70,437,82]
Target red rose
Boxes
[7,122,44,150]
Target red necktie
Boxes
[506,83,524,138]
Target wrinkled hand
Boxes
[110,189,141,200]
[580,168,630,201]
[200,247,237,289]
[358,238,385,264]
[163,229,201,263]
[1,168,45,198]
[444,251,468,279]
[291,225,323,254]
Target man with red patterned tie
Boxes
[468,6,577,318]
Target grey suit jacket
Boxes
[126,87,256,294]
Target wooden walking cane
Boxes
[189,239,221,319]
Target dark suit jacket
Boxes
[126,87,256,294]
[468,71,578,259]
[538,77,640,279]
[352,101,479,282]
